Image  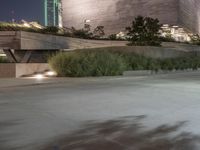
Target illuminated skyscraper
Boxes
[44,0,62,27]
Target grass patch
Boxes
[49,49,200,77]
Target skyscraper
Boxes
[44,0,62,27]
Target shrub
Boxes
[108,34,117,40]
[49,48,200,77]
[159,36,175,42]
[49,50,127,77]
[93,26,105,39]
[71,26,93,39]
[126,16,161,46]
[190,34,200,45]
[41,26,59,34]
[0,57,8,63]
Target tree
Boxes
[84,24,91,32]
[93,26,105,38]
[126,16,162,46]
[70,24,93,39]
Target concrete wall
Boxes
[0,31,70,50]
[16,63,50,78]
[179,0,200,34]
[0,63,50,78]
[0,64,16,78]
[20,31,69,50]
[78,46,194,59]
[0,31,128,50]
[62,0,200,34]
[65,38,127,49]
[0,32,21,49]
[62,0,179,35]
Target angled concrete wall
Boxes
[179,0,200,34]
[62,0,200,34]
[62,0,179,34]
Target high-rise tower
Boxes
[44,0,62,27]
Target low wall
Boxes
[16,63,50,78]
[0,64,16,78]
[73,46,195,59]
[0,63,50,78]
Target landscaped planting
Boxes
[49,48,200,77]
[49,50,126,77]
[0,57,8,63]
[0,22,60,35]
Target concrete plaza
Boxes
[0,72,200,149]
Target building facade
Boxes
[61,0,200,35]
[44,0,62,27]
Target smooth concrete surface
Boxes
[0,72,200,149]
[0,31,127,50]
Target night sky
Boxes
[0,0,44,24]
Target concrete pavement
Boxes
[0,72,200,149]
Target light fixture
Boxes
[23,23,31,28]
[34,74,45,80]
[85,19,91,23]
[45,71,57,77]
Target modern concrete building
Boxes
[62,0,200,35]
[44,0,62,27]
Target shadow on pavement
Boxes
[43,116,200,150]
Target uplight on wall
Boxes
[85,19,91,23]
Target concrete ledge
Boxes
[0,63,50,78]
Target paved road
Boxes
[0,72,200,149]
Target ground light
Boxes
[33,74,46,80]
[45,71,57,77]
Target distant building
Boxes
[44,0,62,27]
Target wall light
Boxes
[85,19,91,23]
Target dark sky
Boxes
[0,0,44,24]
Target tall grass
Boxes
[49,49,200,77]
[49,50,126,77]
